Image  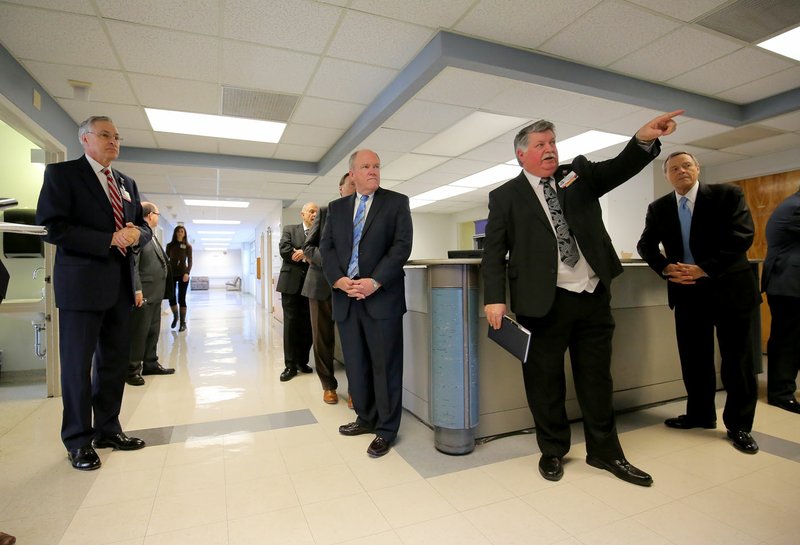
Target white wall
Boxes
[191,249,243,288]
[409,212,457,259]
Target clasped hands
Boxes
[334,277,379,300]
[111,222,140,248]
[663,262,706,284]
[291,248,307,263]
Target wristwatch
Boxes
[371,279,379,290]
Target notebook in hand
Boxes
[488,315,531,362]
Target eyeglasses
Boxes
[88,131,124,142]
[149,211,160,216]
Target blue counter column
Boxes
[429,263,479,454]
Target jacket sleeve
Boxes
[371,194,413,288]
[279,226,296,263]
[481,189,510,305]
[697,186,754,278]
[302,213,323,267]
[636,202,670,276]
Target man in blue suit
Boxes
[320,149,413,457]
[36,116,150,470]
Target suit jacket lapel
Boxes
[361,188,383,238]
[511,172,551,231]
[79,156,115,219]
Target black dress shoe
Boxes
[586,455,653,487]
[664,414,717,429]
[538,455,563,481]
[92,432,145,451]
[338,421,373,436]
[142,363,175,375]
[768,398,800,414]
[280,368,297,382]
[727,430,759,454]
[125,374,145,386]
[367,436,391,457]
[298,364,313,373]
[67,445,101,471]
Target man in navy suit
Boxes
[638,151,760,454]
[320,149,413,458]
[36,116,150,470]
[762,187,800,414]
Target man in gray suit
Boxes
[278,202,318,382]
[128,201,174,385]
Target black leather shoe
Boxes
[367,436,391,457]
[586,456,653,487]
[768,398,800,414]
[339,422,373,436]
[298,364,313,373]
[142,363,175,375]
[279,368,297,382]
[727,430,759,454]
[664,414,717,429]
[92,432,145,451]
[125,374,145,386]
[538,455,563,481]
[67,445,101,471]
[179,323,187,332]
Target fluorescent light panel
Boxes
[450,164,521,188]
[409,198,435,210]
[555,130,629,162]
[193,219,241,225]
[197,230,236,235]
[758,26,800,61]
[185,199,249,208]
[145,108,286,143]
[414,112,529,156]
[413,185,474,201]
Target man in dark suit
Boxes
[762,187,800,414]
[483,111,682,486]
[320,149,413,458]
[638,151,760,453]
[36,116,150,470]
[302,173,356,404]
[127,201,174,386]
[277,202,318,382]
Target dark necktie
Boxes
[678,196,695,264]
[103,168,126,256]
[540,177,578,267]
[347,194,369,278]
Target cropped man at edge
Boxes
[482,110,682,486]
[36,116,150,470]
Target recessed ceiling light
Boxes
[185,199,250,208]
[552,130,629,162]
[197,230,236,235]
[413,185,474,201]
[414,112,529,156]
[201,237,233,242]
[758,26,800,62]
[193,219,241,225]
[409,198,435,210]
[145,108,286,143]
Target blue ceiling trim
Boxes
[119,146,317,174]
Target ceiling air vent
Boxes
[694,0,800,43]
[221,86,299,123]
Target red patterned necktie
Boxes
[103,168,126,256]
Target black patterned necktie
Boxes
[540,177,579,267]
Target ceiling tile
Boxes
[221,41,319,95]
[759,110,800,132]
[217,140,277,158]
[273,143,328,162]
[689,149,749,167]
[414,68,517,109]
[482,82,584,120]
[358,128,432,153]
[667,47,793,96]
[548,95,642,128]
[116,128,158,149]
[107,21,219,82]
[609,26,741,82]
[22,61,137,104]
[349,0,473,27]
[56,99,150,129]
[459,141,515,163]
[134,175,174,194]
[456,0,602,51]
[96,0,220,34]
[291,97,365,130]
[153,132,220,154]
[625,0,730,21]
[0,4,119,68]
[222,0,341,54]
[4,0,95,15]
[381,153,449,180]
[540,1,680,67]
[722,132,800,156]
[384,100,472,134]
[434,158,498,176]
[306,58,398,105]
[326,10,434,69]
[128,74,219,113]
[280,124,344,148]
[594,107,668,135]
[660,118,732,145]
[406,170,463,186]
[716,66,800,104]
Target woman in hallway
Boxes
[165,225,193,332]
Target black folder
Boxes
[488,315,531,362]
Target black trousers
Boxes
[309,297,337,391]
[517,286,623,461]
[281,292,312,370]
[766,294,800,402]
[129,300,163,375]
[673,284,758,432]
[337,302,404,442]
[167,276,188,307]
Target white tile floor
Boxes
[1,290,799,544]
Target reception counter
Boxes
[401,258,732,449]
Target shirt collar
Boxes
[674,181,699,204]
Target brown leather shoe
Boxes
[323,390,338,404]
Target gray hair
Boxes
[348,149,380,170]
[513,120,556,165]
[662,151,699,174]
[78,116,113,140]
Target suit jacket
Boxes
[301,206,331,300]
[762,190,800,297]
[35,155,150,311]
[276,223,309,295]
[135,237,168,302]
[320,187,413,322]
[482,137,659,317]
[637,182,758,309]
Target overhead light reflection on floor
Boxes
[194,385,244,404]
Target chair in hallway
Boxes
[225,276,241,291]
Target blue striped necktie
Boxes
[347,194,369,278]
[678,196,695,264]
